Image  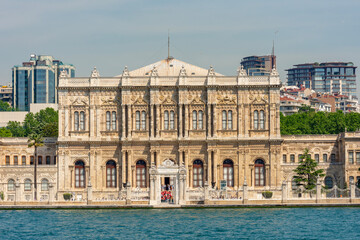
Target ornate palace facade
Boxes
[1,58,360,205]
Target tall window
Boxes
[223,159,234,187]
[198,110,203,129]
[356,152,360,164]
[228,110,233,130]
[54,156,57,165]
[74,111,79,131]
[283,154,287,163]
[24,179,32,191]
[38,156,42,165]
[170,110,175,130]
[136,111,140,130]
[323,154,328,163]
[75,160,85,188]
[315,154,319,163]
[141,111,146,130]
[112,111,117,130]
[164,110,169,130]
[22,156,26,165]
[331,154,336,163]
[106,111,111,130]
[193,160,203,187]
[254,110,258,130]
[222,110,227,130]
[14,156,18,165]
[259,110,265,129]
[5,156,10,165]
[8,179,15,191]
[349,152,354,164]
[30,156,34,165]
[80,111,85,130]
[41,179,49,191]
[193,110,197,130]
[136,160,146,188]
[106,160,116,188]
[45,156,50,165]
[290,154,295,163]
[255,159,265,186]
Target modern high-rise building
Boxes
[240,55,276,76]
[286,62,357,97]
[12,54,75,111]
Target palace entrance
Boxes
[149,159,187,206]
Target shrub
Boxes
[262,191,273,199]
[63,193,72,201]
[0,191,4,200]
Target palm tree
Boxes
[28,133,44,201]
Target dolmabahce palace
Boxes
[1,57,360,206]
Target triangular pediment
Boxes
[116,58,223,77]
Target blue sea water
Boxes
[0,208,359,239]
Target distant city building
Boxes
[286,62,357,97]
[240,55,276,76]
[0,86,12,106]
[280,96,302,116]
[12,54,75,111]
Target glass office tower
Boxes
[12,55,75,111]
[286,62,357,97]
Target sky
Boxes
[1,0,360,95]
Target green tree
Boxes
[0,128,12,137]
[6,121,26,137]
[293,148,325,190]
[28,133,44,201]
[0,100,12,111]
[298,104,315,113]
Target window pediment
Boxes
[71,97,88,106]
[217,95,236,105]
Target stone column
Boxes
[132,166,136,188]
[207,150,212,186]
[128,105,132,139]
[184,105,189,138]
[281,181,287,204]
[179,105,183,138]
[15,181,21,204]
[87,178,92,205]
[316,179,322,203]
[121,151,126,188]
[207,104,211,137]
[64,107,69,137]
[150,175,155,205]
[90,105,95,137]
[213,150,218,189]
[155,104,160,137]
[243,179,248,204]
[204,181,209,205]
[234,163,239,190]
[350,178,355,202]
[122,105,126,139]
[49,183,54,204]
[126,182,131,205]
[96,107,101,137]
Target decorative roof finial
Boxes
[91,67,100,78]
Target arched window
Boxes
[112,111,117,130]
[74,111,79,131]
[164,110,169,130]
[141,111,146,130]
[106,111,111,131]
[192,110,197,130]
[255,159,265,186]
[24,179,32,191]
[41,179,49,191]
[106,160,116,188]
[325,176,334,189]
[193,160,203,187]
[75,160,85,188]
[136,160,146,188]
[170,110,175,130]
[198,110,203,129]
[222,110,227,130]
[223,159,234,187]
[80,111,85,130]
[228,110,232,130]
[136,111,140,130]
[259,110,265,130]
[254,110,258,130]
[8,179,15,191]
